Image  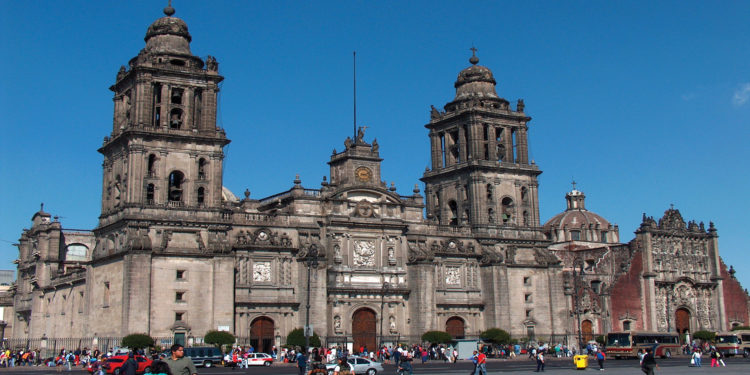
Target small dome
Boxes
[453,52,499,101]
[144,7,192,55]
[543,187,618,244]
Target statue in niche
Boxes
[389,316,397,333]
[334,315,342,332]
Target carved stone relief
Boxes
[353,240,376,267]
[253,261,271,282]
[445,266,461,285]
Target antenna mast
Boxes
[353,51,357,140]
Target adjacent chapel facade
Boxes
[10,6,749,351]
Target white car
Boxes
[326,357,383,375]
[246,353,274,366]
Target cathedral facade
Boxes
[9,6,749,351]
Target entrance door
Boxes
[250,317,275,353]
[581,320,593,343]
[675,308,691,342]
[173,332,185,347]
[352,308,377,354]
[446,317,466,339]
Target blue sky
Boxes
[1,1,749,289]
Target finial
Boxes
[670,203,674,210]
[571,179,577,191]
[40,202,44,212]
[469,46,479,65]
[164,0,176,17]
[244,189,250,199]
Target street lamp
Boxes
[305,245,319,350]
[379,282,390,350]
[573,260,584,353]
[0,320,7,347]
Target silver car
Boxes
[326,357,384,375]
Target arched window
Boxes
[488,208,495,224]
[501,197,513,224]
[523,210,529,226]
[623,320,632,331]
[169,108,183,129]
[486,184,493,200]
[197,187,205,205]
[147,154,157,176]
[521,186,528,202]
[198,158,207,180]
[449,200,458,226]
[168,171,185,202]
[146,183,155,204]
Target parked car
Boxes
[87,355,153,375]
[183,347,223,368]
[246,352,274,366]
[326,356,383,375]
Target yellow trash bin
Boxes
[574,354,588,369]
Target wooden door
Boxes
[675,308,691,342]
[352,308,377,354]
[581,320,593,343]
[250,317,275,353]
[446,317,466,339]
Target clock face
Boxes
[355,167,372,182]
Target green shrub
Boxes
[421,331,453,344]
[204,330,236,348]
[692,330,716,342]
[121,333,155,350]
[286,327,321,348]
[480,328,511,345]
[731,325,750,331]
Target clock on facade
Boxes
[355,166,372,182]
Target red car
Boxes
[87,355,153,375]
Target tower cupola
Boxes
[454,51,500,101]
[144,6,192,55]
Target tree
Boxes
[595,335,606,345]
[731,325,750,331]
[480,328,511,345]
[121,333,155,350]
[204,330,236,348]
[286,327,321,348]
[421,331,453,344]
[692,330,716,342]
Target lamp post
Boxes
[379,282,390,350]
[305,246,319,350]
[0,320,6,348]
[573,260,584,352]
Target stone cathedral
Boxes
[9,6,749,352]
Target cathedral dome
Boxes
[454,51,499,101]
[543,187,618,244]
[144,5,192,55]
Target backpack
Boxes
[596,352,604,360]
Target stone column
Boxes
[516,126,529,164]
[458,126,468,163]
[430,132,442,169]
[488,126,497,161]
[503,127,514,162]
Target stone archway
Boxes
[352,308,377,354]
[581,320,594,343]
[675,308,691,342]
[250,316,275,353]
[446,316,466,339]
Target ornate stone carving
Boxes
[407,241,432,263]
[353,240,376,267]
[253,261,271,282]
[334,315,342,333]
[445,266,461,285]
[389,315,397,333]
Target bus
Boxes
[715,330,750,357]
[605,331,680,359]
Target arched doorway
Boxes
[446,316,466,339]
[675,308,691,342]
[250,317,275,353]
[581,320,593,343]
[352,308,377,354]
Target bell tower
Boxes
[421,50,542,230]
[98,5,229,227]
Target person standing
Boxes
[596,350,605,370]
[474,350,487,375]
[297,349,307,375]
[120,353,137,375]
[709,347,719,367]
[641,348,658,375]
[535,350,545,372]
[165,345,197,375]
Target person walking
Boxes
[535,350,545,372]
[165,345,197,375]
[691,349,701,367]
[120,353,137,375]
[709,347,719,367]
[596,350,605,370]
[641,348,658,375]
[474,350,487,375]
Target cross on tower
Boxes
[571,179,577,191]
[470,46,478,56]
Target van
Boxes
[183,347,223,368]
